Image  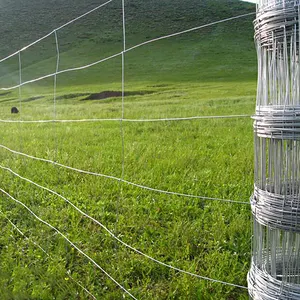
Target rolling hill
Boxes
[0,0,256,88]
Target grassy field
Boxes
[0,0,257,299]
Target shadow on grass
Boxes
[81,90,154,101]
[57,93,90,100]
[23,96,46,103]
[0,92,11,97]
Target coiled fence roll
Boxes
[249,1,300,299]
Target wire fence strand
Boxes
[0,52,122,91]
[0,0,114,64]
[0,209,97,300]
[0,188,138,300]
[0,114,252,124]
[0,144,250,205]
[0,164,248,289]
[125,12,256,53]
[0,12,255,92]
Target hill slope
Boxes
[0,0,256,89]
[0,0,254,55]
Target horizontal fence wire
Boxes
[0,52,122,91]
[0,188,138,300]
[0,164,248,289]
[0,115,252,123]
[125,12,256,52]
[0,210,97,300]
[0,12,255,91]
[0,144,250,205]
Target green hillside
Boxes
[0,1,256,299]
[0,0,254,54]
[0,0,256,88]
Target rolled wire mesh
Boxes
[249,0,300,299]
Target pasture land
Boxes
[0,0,256,299]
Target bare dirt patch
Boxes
[82,90,153,101]
[23,96,45,102]
[57,93,90,100]
[0,92,11,97]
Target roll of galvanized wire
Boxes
[249,1,300,299]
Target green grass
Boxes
[0,0,257,299]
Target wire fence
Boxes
[0,1,256,298]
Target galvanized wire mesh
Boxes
[249,0,300,299]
